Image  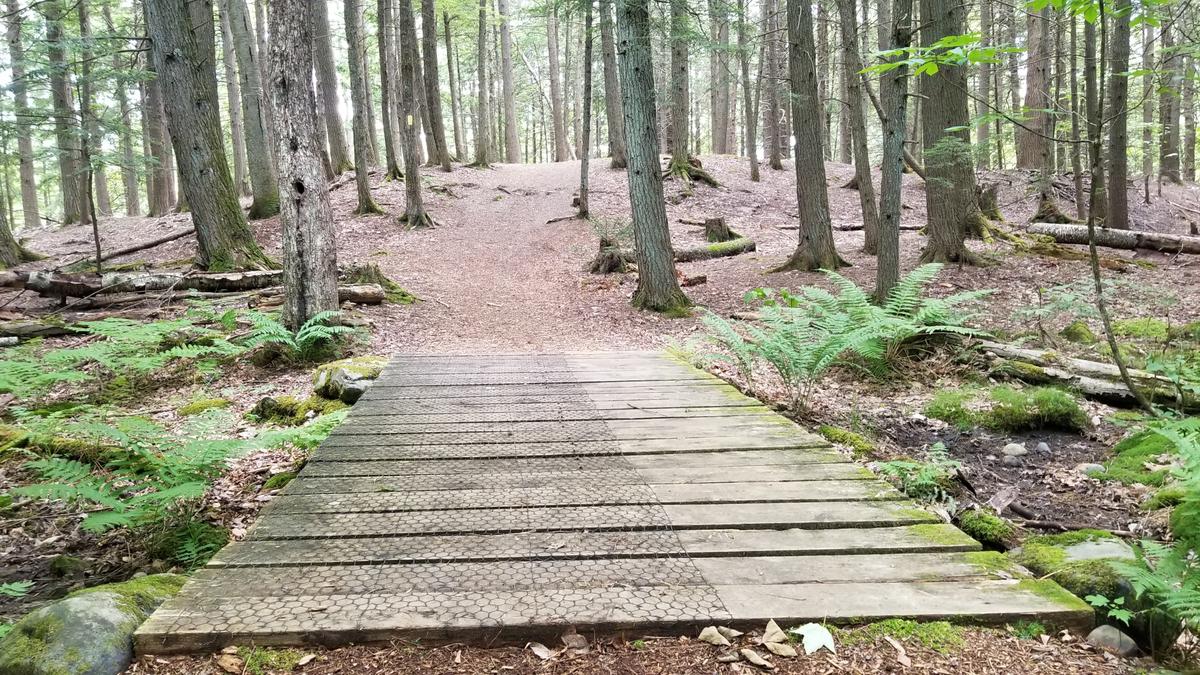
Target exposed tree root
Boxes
[771,246,849,272]
[663,156,720,189]
[400,211,438,230]
[589,238,630,274]
[1032,192,1076,224]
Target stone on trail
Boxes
[312,356,387,403]
[1002,443,1028,457]
[0,574,184,675]
[1087,625,1138,656]
[1002,455,1023,467]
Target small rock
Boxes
[1087,625,1138,656]
[1002,455,1024,467]
[1002,443,1028,456]
[311,356,387,403]
[1035,441,1051,454]
[699,626,732,646]
[738,648,774,669]
[216,654,244,673]
[561,632,588,650]
[1076,463,1106,475]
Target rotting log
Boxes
[1,270,284,299]
[256,284,386,306]
[673,237,757,263]
[1028,223,1200,254]
[980,340,1197,410]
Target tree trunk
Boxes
[875,0,911,300]
[445,13,466,161]
[265,0,339,329]
[42,1,83,225]
[1106,1,1131,230]
[421,0,453,170]
[77,0,110,221]
[473,0,491,166]
[917,0,984,265]
[1028,223,1200,254]
[599,0,627,168]
[226,0,279,218]
[709,0,730,154]
[616,0,690,313]
[816,1,830,158]
[763,0,783,170]
[398,0,435,227]
[0,203,39,269]
[1141,21,1154,189]
[496,0,520,162]
[579,0,594,217]
[669,0,690,167]
[1084,17,1104,223]
[1069,14,1084,220]
[343,0,382,213]
[547,7,568,162]
[836,0,880,255]
[219,0,251,196]
[415,13,436,166]
[1186,55,1197,182]
[738,0,759,181]
[141,55,172,217]
[101,5,141,217]
[376,0,403,181]
[4,1,40,230]
[144,0,271,271]
[313,1,352,173]
[1016,7,1050,170]
[776,0,845,271]
[359,11,380,166]
[976,0,992,170]
[1158,24,1182,185]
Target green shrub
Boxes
[149,522,229,570]
[876,443,961,503]
[243,310,358,363]
[925,390,976,430]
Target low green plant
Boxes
[1095,430,1176,486]
[149,522,230,570]
[0,581,33,597]
[818,425,876,457]
[703,264,989,409]
[924,386,1087,432]
[1112,317,1170,342]
[876,443,961,503]
[243,647,307,675]
[1010,620,1046,639]
[243,310,357,362]
[1085,594,1134,626]
[839,619,964,654]
[924,390,976,430]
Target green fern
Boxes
[241,310,356,361]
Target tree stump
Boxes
[704,217,741,243]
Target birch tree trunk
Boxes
[313,1,353,173]
[144,0,272,270]
[227,0,280,218]
[343,0,383,213]
[219,1,250,196]
[616,0,690,313]
[4,1,40,229]
[422,0,453,170]
[776,0,845,271]
[599,0,627,167]
[266,0,338,330]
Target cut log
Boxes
[1,270,284,299]
[674,237,757,263]
[980,340,1197,411]
[1028,223,1200,254]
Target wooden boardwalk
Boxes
[136,352,1090,653]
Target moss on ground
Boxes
[263,472,297,491]
[1059,320,1097,344]
[839,619,965,653]
[1112,317,1170,342]
[252,395,348,426]
[818,425,876,458]
[177,398,232,416]
[1095,430,1175,486]
[1012,530,1124,600]
[963,550,1018,575]
[244,647,307,674]
[956,510,1016,548]
[924,386,1087,433]
[906,523,979,548]
[1013,578,1094,610]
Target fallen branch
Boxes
[829,222,923,232]
[673,237,757,263]
[1028,222,1200,254]
[545,214,579,224]
[60,228,196,271]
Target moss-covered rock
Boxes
[956,510,1016,549]
[1059,320,1097,344]
[48,556,86,579]
[312,356,387,403]
[1012,530,1126,600]
[176,398,232,417]
[250,395,348,426]
[0,574,183,675]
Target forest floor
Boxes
[4,155,1199,672]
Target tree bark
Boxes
[1158,24,1182,185]
[578,0,594,217]
[492,0,519,163]
[42,1,83,225]
[473,0,492,166]
[444,13,466,161]
[546,7,569,162]
[4,0,40,230]
[875,0,911,300]
[343,0,382,213]
[376,0,403,181]
[225,0,279,218]
[219,0,251,196]
[1186,55,1197,182]
[709,0,731,154]
[668,0,690,170]
[616,0,690,313]
[313,1,352,173]
[1106,0,1131,230]
[144,0,271,271]
[977,0,992,169]
[916,0,984,265]
[266,0,339,329]
[0,189,38,269]
[141,51,172,218]
[101,5,141,217]
[2,269,284,297]
[420,0,453,171]
[77,0,110,223]
[1016,7,1051,170]
[763,0,783,170]
[1083,17,1104,223]
[599,0,627,168]
[737,0,759,181]
[836,0,880,255]
[398,0,435,228]
[1141,21,1154,190]
[776,0,845,271]
[1028,222,1200,254]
